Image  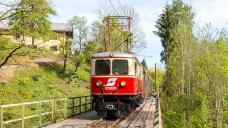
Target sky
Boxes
[50,0,228,69]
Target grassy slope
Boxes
[0,39,90,104]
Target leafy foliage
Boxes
[148,68,165,92]
[0,0,56,68]
[0,40,90,104]
[141,59,148,70]
[154,0,194,63]
[70,16,88,54]
[9,0,56,44]
[155,0,228,127]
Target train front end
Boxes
[90,52,143,117]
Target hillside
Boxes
[0,38,90,104]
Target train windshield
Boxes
[112,60,128,75]
[95,60,110,75]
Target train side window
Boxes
[95,60,110,75]
[135,62,137,76]
[139,67,142,79]
[112,60,128,75]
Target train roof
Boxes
[91,52,137,58]
[91,52,152,79]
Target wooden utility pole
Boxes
[155,62,157,92]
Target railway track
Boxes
[118,97,156,128]
[88,118,123,128]
[88,97,156,128]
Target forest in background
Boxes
[154,0,228,127]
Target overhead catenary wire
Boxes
[136,55,153,58]
[117,0,124,13]
[109,0,119,15]
[105,0,136,53]
[104,17,133,53]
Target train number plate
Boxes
[104,86,117,90]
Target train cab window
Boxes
[95,60,110,75]
[112,60,128,75]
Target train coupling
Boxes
[105,104,116,110]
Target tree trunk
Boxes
[61,32,67,73]
[62,53,68,73]
[216,75,222,128]
[32,37,35,48]
[0,45,23,69]
[74,60,80,72]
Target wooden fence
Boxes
[0,96,92,128]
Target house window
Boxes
[13,34,20,40]
[50,45,58,51]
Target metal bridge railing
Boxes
[153,93,163,128]
[68,96,92,116]
[0,96,92,128]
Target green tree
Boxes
[96,4,146,52]
[155,0,194,96]
[155,1,228,127]
[0,1,19,21]
[9,0,56,47]
[154,0,194,64]
[141,59,148,70]
[0,0,55,68]
[148,67,165,93]
[91,21,104,47]
[154,5,175,64]
[154,0,196,126]
[69,16,88,72]
[60,38,72,73]
[83,40,102,64]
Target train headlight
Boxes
[120,81,126,87]
[96,80,102,87]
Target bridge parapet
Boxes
[0,96,92,128]
[153,93,163,128]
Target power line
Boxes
[109,0,118,15]
[106,0,134,53]
[136,55,153,58]
[117,0,124,11]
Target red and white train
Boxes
[90,52,152,117]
